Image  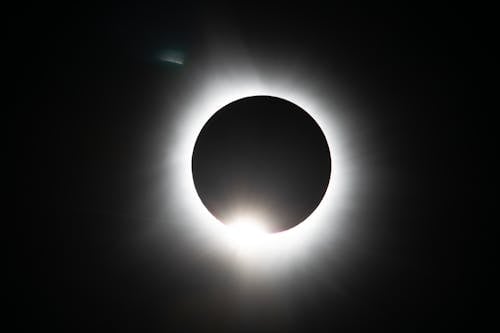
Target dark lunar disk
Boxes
[192,96,331,233]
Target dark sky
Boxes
[13,3,472,332]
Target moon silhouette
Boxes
[192,96,331,233]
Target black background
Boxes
[13,2,472,332]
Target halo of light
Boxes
[161,53,362,272]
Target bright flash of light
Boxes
[223,216,270,253]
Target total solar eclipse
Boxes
[192,96,331,233]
